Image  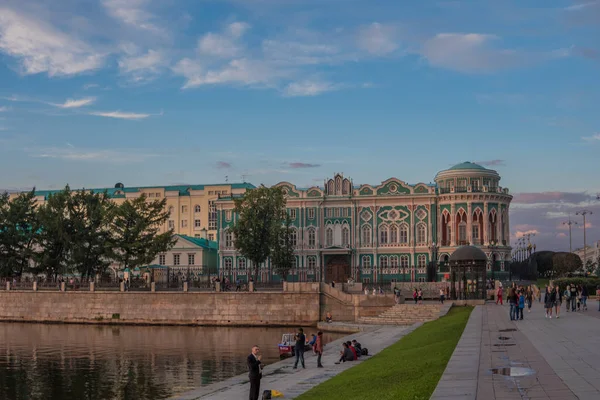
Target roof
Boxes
[31,182,255,199]
[447,162,488,171]
[179,235,218,250]
[449,246,488,262]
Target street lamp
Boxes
[429,242,439,282]
[562,215,577,253]
[576,210,593,266]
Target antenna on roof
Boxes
[241,174,247,183]
[225,175,229,183]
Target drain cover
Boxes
[498,336,510,340]
[490,367,535,377]
[493,343,516,347]
[499,328,517,332]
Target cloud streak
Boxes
[286,162,321,169]
[88,111,151,120]
[27,146,159,163]
[216,161,232,169]
[51,97,96,109]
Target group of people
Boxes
[364,286,385,295]
[505,285,534,320]
[543,284,591,318]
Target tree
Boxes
[270,212,296,280]
[0,189,40,277]
[552,252,583,277]
[231,186,286,281]
[67,189,114,280]
[108,196,176,271]
[34,188,72,279]
[584,259,595,275]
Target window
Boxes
[343,208,349,217]
[390,225,398,243]
[379,225,388,244]
[289,209,297,219]
[194,205,201,213]
[208,201,217,230]
[238,258,246,269]
[472,225,480,243]
[400,256,409,268]
[173,254,180,266]
[188,254,195,265]
[168,220,174,229]
[418,254,426,267]
[326,227,333,247]
[342,226,350,246]
[380,256,388,268]
[148,193,155,198]
[181,219,188,228]
[155,192,161,198]
[390,255,399,267]
[458,222,467,243]
[159,254,166,265]
[222,190,228,195]
[361,225,371,245]
[472,180,479,190]
[417,224,426,245]
[168,206,174,215]
[225,230,233,248]
[400,224,408,244]
[182,205,188,213]
[226,210,232,221]
[418,277,426,283]
[291,257,297,269]
[308,228,316,247]
[194,219,201,228]
[223,258,232,269]
[326,208,332,218]
[308,257,316,270]
[362,255,371,268]
[308,208,315,220]
[290,229,297,247]
[208,191,214,195]
[208,233,215,241]
[334,208,340,217]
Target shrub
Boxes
[552,277,600,295]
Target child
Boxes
[518,291,525,320]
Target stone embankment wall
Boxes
[0,291,319,326]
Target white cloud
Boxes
[283,80,340,97]
[565,1,599,11]
[118,47,168,82]
[0,8,104,76]
[0,106,8,112]
[175,58,282,89]
[197,22,251,58]
[51,97,96,109]
[582,133,600,142]
[102,0,161,33]
[28,146,158,163]
[356,23,398,56]
[262,40,342,66]
[88,111,151,120]
[83,83,99,90]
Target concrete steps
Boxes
[358,303,444,325]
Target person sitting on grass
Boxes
[334,343,355,364]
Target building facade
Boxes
[573,240,600,269]
[15,182,255,242]
[216,162,513,283]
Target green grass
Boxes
[296,306,473,400]
[536,278,550,289]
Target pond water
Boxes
[0,323,346,400]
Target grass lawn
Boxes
[296,306,473,400]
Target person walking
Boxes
[247,345,264,400]
[315,331,324,368]
[581,285,588,311]
[508,288,517,320]
[544,286,554,319]
[526,286,533,313]
[518,290,525,320]
[496,285,503,305]
[418,289,423,305]
[596,286,600,311]
[565,285,571,312]
[570,284,578,312]
[439,288,445,304]
[554,285,562,319]
[293,328,306,369]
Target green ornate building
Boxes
[216,162,512,283]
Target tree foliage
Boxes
[231,186,286,280]
[108,195,176,270]
[270,211,296,279]
[551,252,583,277]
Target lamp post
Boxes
[576,210,593,266]
[562,215,577,252]
[429,242,439,282]
[489,241,498,282]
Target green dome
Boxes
[447,162,488,171]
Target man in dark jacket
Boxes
[247,345,263,400]
[293,328,306,369]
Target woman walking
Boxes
[544,286,554,319]
[508,288,517,320]
[526,286,533,313]
[554,285,562,319]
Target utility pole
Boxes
[562,215,577,253]
[576,210,593,266]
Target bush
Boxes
[552,277,600,295]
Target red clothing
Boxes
[349,346,357,360]
[315,336,323,353]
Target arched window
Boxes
[327,180,334,194]
[308,228,316,247]
[343,179,350,195]
[326,227,334,247]
[194,205,201,213]
[290,229,297,247]
[335,177,341,194]
[379,224,388,245]
[238,258,246,269]
[362,225,372,246]
[400,255,409,268]
[390,255,399,267]
[342,226,350,246]
[223,258,232,269]
[308,256,316,270]
[362,255,371,268]
[168,206,174,215]
[390,224,398,243]
[399,224,408,244]
[417,224,426,245]
[417,254,426,267]
[380,256,388,268]
[225,230,233,248]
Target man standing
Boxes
[315,331,324,368]
[247,345,263,400]
[293,328,306,369]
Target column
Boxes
[428,203,433,245]
[505,206,510,246]
[450,204,456,246]
[483,202,489,245]
[467,202,472,245]
[496,206,503,244]
[409,204,415,247]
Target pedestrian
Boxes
[518,290,525,320]
[331,281,335,288]
[439,287,445,304]
[581,285,588,311]
[496,284,503,305]
[315,331,324,368]
[418,289,423,305]
[236,278,241,292]
[293,328,306,369]
[570,284,578,312]
[565,285,571,312]
[413,288,418,304]
[508,288,517,320]
[554,285,562,319]
[544,286,554,319]
[596,286,600,311]
[526,286,533,312]
[247,345,264,400]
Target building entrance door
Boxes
[325,255,350,283]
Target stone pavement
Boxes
[170,323,419,400]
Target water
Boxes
[0,323,346,400]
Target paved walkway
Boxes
[170,323,419,399]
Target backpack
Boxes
[361,348,368,356]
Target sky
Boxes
[0,0,599,252]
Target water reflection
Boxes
[0,323,345,400]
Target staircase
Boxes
[358,303,444,326]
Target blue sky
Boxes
[0,0,599,251]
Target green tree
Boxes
[34,188,72,279]
[552,252,583,277]
[270,211,296,280]
[231,186,286,281]
[108,196,175,271]
[584,259,595,275]
[67,189,114,280]
[0,189,40,277]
